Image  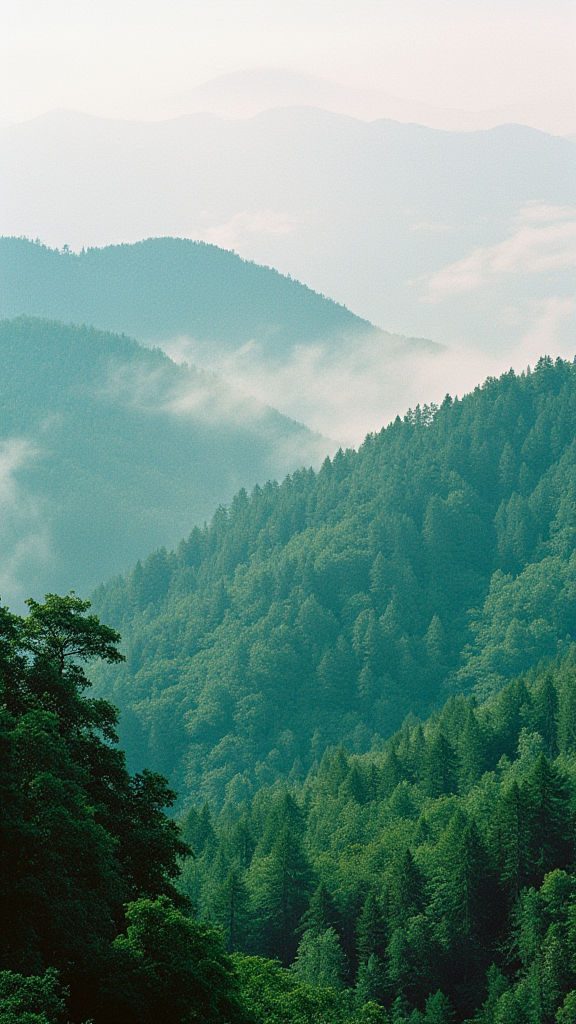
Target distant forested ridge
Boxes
[0,236,442,442]
[0,316,329,606]
[0,235,388,356]
[91,357,576,805]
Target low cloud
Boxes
[198,210,305,250]
[424,204,576,301]
[160,304,575,449]
[410,221,454,234]
[0,438,53,610]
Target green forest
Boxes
[0,236,376,354]
[92,357,575,805]
[1,357,575,1023]
[1,596,575,1022]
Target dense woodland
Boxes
[180,650,576,1023]
[1,358,574,1023]
[1,602,575,1022]
[92,357,575,805]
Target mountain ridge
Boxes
[0,315,332,610]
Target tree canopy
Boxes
[91,357,575,805]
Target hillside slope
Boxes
[0,236,440,441]
[0,316,330,608]
[0,235,375,355]
[182,653,576,1021]
[91,358,576,804]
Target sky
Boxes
[1,0,574,126]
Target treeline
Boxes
[178,651,576,1023]
[92,357,576,803]
[0,236,369,351]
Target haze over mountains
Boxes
[2,107,574,371]
[139,69,576,135]
[0,316,329,610]
[0,236,441,441]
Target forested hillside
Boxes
[180,652,576,1022]
[2,594,575,1022]
[92,357,576,805]
[0,236,442,441]
[0,235,373,354]
[0,316,328,608]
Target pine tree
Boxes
[388,850,425,932]
[251,824,314,964]
[355,954,387,1008]
[214,868,251,952]
[530,671,559,758]
[423,732,457,797]
[423,990,455,1023]
[291,926,347,990]
[522,755,574,884]
[300,882,339,936]
[496,781,530,899]
[380,746,402,796]
[357,893,387,963]
[458,708,486,791]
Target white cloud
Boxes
[424,204,576,301]
[199,210,304,251]
[0,438,53,609]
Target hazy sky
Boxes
[1,0,574,123]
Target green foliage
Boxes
[0,969,65,1024]
[292,927,347,990]
[91,359,576,803]
[102,897,248,1024]
[181,654,576,1022]
[232,954,359,1024]
[0,594,251,1024]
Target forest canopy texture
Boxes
[91,357,575,806]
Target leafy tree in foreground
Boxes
[0,969,65,1024]
[0,594,245,1024]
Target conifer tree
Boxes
[530,671,559,757]
[388,851,425,932]
[251,825,313,963]
[291,927,347,990]
[215,868,251,952]
[357,893,387,963]
[458,708,486,791]
[300,882,339,936]
[423,732,457,797]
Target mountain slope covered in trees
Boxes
[0,236,441,440]
[0,235,378,355]
[91,357,576,805]
[0,316,329,608]
[181,652,576,1023]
